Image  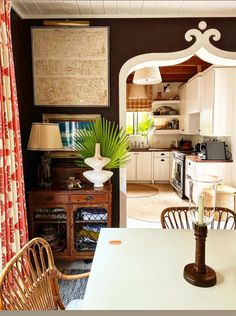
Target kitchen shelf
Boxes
[153,129,181,135]
[153,115,180,118]
[152,100,180,105]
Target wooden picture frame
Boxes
[43,113,101,158]
[31,26,109,107]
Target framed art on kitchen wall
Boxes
[31,26,109,107]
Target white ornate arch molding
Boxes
[119,21,236,227]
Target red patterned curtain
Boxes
[0,0,28,270]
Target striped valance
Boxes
[126,99,152,112]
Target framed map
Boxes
[31,27,109,107]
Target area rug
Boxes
[59,269,90,306]
[127,183,188,222]
[127,183,159,198]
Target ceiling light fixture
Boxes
[133,67,162,85]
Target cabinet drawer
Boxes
[153,151,170,158]
[70,194,109,204]
[29,193,68,204]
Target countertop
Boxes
[130,147,189,152]
[130,147,171,152]
[186,155,233,163]
[129,148,233,163]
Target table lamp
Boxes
[184,175,222,287]
[27,123,63,188]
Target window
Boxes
[126,112,154,135]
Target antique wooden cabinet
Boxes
[28,184,112,260]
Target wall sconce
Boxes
[164,84,171,93]
[27,123,63,188]
[133,67,162,85]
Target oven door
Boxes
[171,157,185,198]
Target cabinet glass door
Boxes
[33,206,67,254]
[73,206,108,255]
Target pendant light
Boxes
[133,67,162,85]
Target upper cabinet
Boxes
[200,67,236,136]
[180,66,236,137]
[185,76,201,114]
[179,79,201,135]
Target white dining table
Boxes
[82,228,236,310]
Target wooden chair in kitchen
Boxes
[0,237,90,310]
[161,206,236,230]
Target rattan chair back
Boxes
[0,236,91,310]
[161,207,236,230]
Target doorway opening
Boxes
[119,21,236,228]
[125,56,211,228]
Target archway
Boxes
[119,21,236,227]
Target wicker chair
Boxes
[161,206,236,230]
[0,237,90,310]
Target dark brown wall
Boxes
[11,12,236,226]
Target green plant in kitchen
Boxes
[73,117,130,169]
[126,124,133,135]
[137,113,154,135]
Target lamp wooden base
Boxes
[183,223,217,287]
[184,263,217,287]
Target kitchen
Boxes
[125,57,236,227]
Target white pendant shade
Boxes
[133,67,162,85]
[128,84,148,99]
[27,123,63,151]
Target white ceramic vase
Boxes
[83,143,113,188]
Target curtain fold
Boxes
[0,0,28,271]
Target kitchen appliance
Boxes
[171,151,186,199]
[199,141,227,160]
[192,143,201,154]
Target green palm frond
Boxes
[73,117,130,169]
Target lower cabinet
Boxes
[127,150,171,182]
[153,152,170,182]
[127,152,152,182]
[185,158,232,198]
[28,185,112,260]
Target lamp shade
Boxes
[27,123,63,151]
[133,67,162,85]
[128,84,148,99]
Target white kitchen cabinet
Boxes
[184,157,232,198]
[126,152,136,181]
[169,151,173,183]
[126,152,152,182]
[179,81,200,135]
[185,76,201,113]
[153,151,170,182]
[200,67,236,136]
[136,152,152,181]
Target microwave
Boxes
[200,141,227,160]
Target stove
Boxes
[170,151,188,199]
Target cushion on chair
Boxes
[65,299,83,310]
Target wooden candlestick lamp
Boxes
[183,223,216,287]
